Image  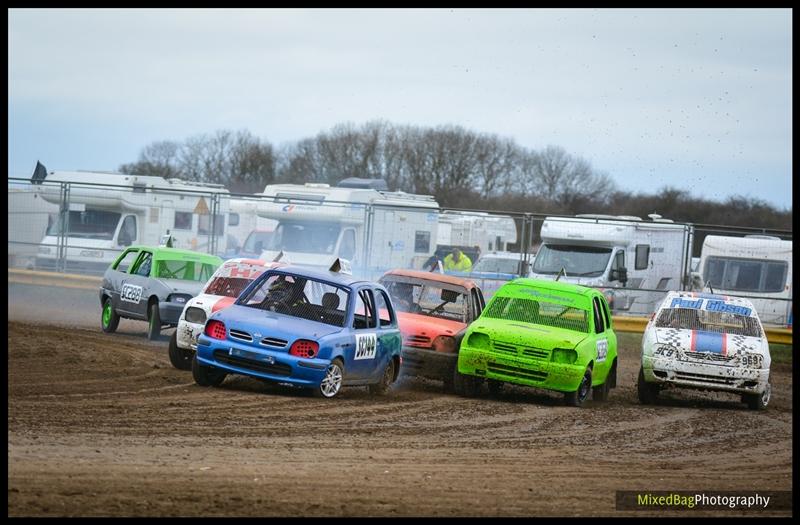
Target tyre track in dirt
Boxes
[8,321,793,516]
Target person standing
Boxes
[443,248,472,272]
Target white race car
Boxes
[168,255,287,369]
[638,291,771,410]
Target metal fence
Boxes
[7,177,793,326]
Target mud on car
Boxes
[192,261,402,398]
[168,255,287,370]
[638,291,772,410]
[456,278,618,406]
[99,246,222,339]
[379,269,485,392]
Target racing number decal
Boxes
[596,339,608,363]
[354,333,377,360]
[121,284,143,304]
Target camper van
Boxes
[698,235,792,326]
[529,214,694,316]
[437,211,518,254]
[8,183,60,269]
[224,197,278,258]
[33,170,231,273]
[255,182,439,278]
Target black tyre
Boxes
[451,366,468,395]
[101,297,120,334]
[487,379,504,397]
[565,367,592,407]
[637,367,660,404]
[463,375,483,397]
[369,358,396,396]
[168,330,193,371]
[147,302,161,341]
[593,362,615,401]
[314,358,344,398]
[192,355,227,387]
[742,382,770,410]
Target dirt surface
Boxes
[8,321,793,517]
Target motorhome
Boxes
[33,169,231,273]
[224,197,278,258]
[8,183,60,269]
[529,214,694,316]
[437,211,518,253]
[255,182,439,278]
[697,235,792,326]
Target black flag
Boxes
[31,161,48,184]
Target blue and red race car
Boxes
[193,260,402,398]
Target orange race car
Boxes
[378,269,485,392]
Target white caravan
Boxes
[437,211,518,253]
[530,214,694,316]
[698,235,792,326]
[256,182,439,278]
[224,197,278,257]
[8,183,59,269]
[33,170,231,273]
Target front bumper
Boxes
[642,355,769,395]
[400,346,457,380]
[176,319,204,350]
[457,345,585,393]
[158,302,186,326]
[196,338,328,387]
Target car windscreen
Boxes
[155,259,218,282]
[266,221,341,254]
[380,276,468,322]
[239,273,350,328]
[532,244,611,277]
[655,307,763,337]
[473,257,521,274]
[46,210,121,240]
[483,295,589,333]
[203,277,254,297]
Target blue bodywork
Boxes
[195,265,402,390]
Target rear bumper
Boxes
[400,346,457,380]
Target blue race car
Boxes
[192,260,402,398]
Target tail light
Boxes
[205,320,227,340]
[290,339,319,358]
[432,335,456,353]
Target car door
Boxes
[348,287,380,380]
[373,288,401,377]
[118,250,154,320]
[108,248,141,314]
[591,294,615,384]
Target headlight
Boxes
[467,332,491,350]
[432,335,456,353]
[168,294,192,304]
[551,348,578,364]
[741,353,764,369]
[185,307,207,324]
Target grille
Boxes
[260,337,288,348]
[521,348,549,359]
[406,335,431,346]
[674,371,736,385]
[229,329,253,343]
[493,341,518,355]
[487,362,548,382]
[213,350,292,376]
[683,351,736,364]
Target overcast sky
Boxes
[8,8,793,210]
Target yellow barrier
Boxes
[612,316,792,346]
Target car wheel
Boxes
[743,382,770,410]
[101,297,120,334]
[168,331,193,371]
[463,375,483,397]
[487,379,504,397]
[565,367,592,407]
[593,363,614,401]
[637,367,660,404]
[147,302,161,341]
[451,367,468,395]
[192,355,226,387]
[315,358,344,398]
[368,358,396,396]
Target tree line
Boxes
[119,120,792,233]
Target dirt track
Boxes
[7,321,793,516]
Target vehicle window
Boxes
[132,251,153,277]
[381,277,468,322]
[113,249,140,273]
[532,244,612,277]
[374,290,394,328]
[592,297,605,334]
[239,273,349,328]
[243,231,273,253]
[155,259,219,282]
[600,296,612,330]
[119,215,137,246]
[415,231,431,253]
[353,289,377,330]
[267,222,341,254]
[199,214,225,236]
[705,256,788,293]
[228,212,240,227]
[340,229,356,260]
[46,209,121,240]
[635,244,650,270]
[655,307,762,337]
[484,295,589,333]
[611,250,625,272]
[204,277,254,297]
[174,211,193,230]
[473,257,521,274]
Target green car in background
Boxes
[456,278,618,406]
[100,245,223,340]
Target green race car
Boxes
[456,278,618,406]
